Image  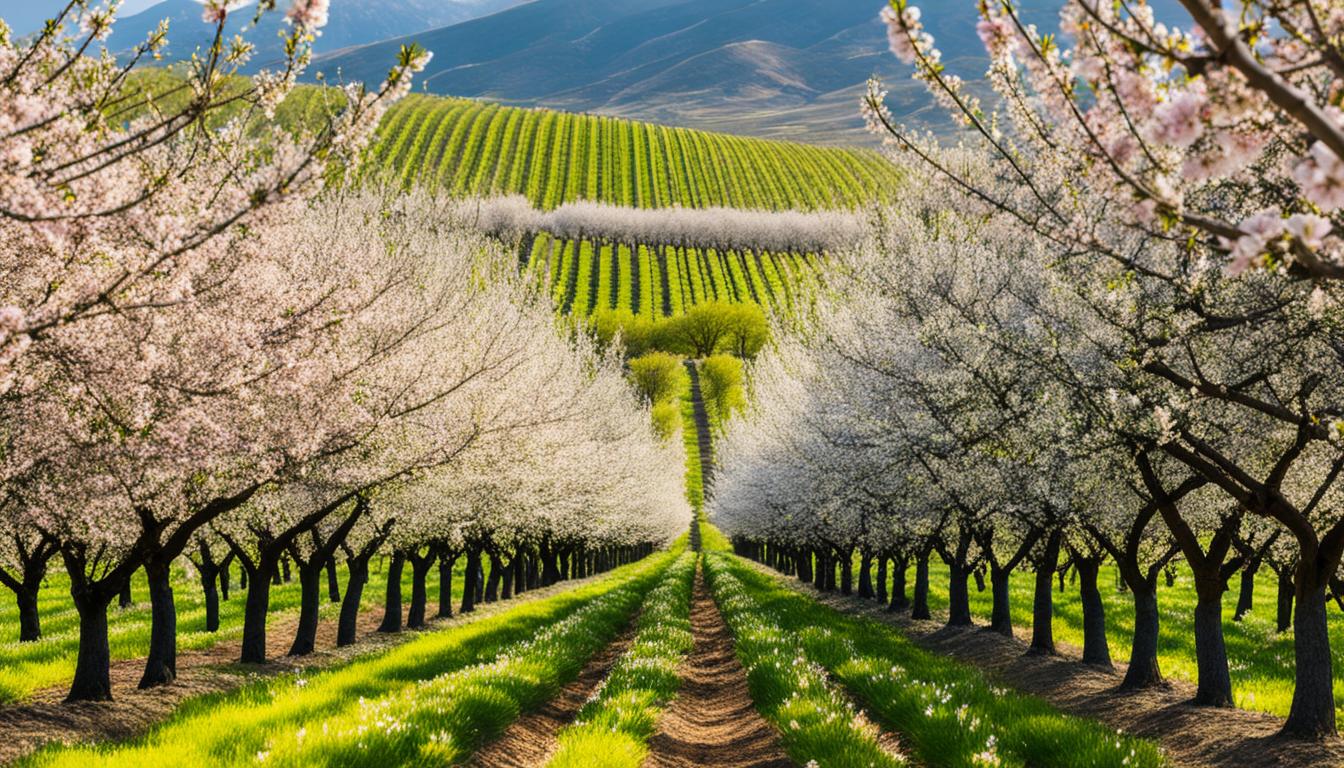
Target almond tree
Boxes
[868,0,1344,737]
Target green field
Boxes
[353,93,900,211]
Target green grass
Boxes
[709,552,1168,768]
[905,558,1342,721]
[680,372,706,515]
[24,549,679,768]
[0,555,485,703]
[546,552,697,768]
[703,552,907,768]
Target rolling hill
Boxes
[314,0,1190,144]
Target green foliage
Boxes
[651,401,682,442]
[546,554,696,768]
[628,352,688,406]
[699,354,746,429]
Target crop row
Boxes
[704,552,1168,768]
[27,550,681,767]
[362,94,902,211]
[523,234,816,318]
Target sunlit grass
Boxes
[0,556,481,703]
[704,553,907,768]
[905,559,1336,720]
[710,552,1168,768]
[547,553,696,768]
[23,550,678,768]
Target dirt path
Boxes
[643,568,792,768]
[471,625,637,767]
[754,561,1344,768]
[0,574,607,766]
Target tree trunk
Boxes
[1276,567,1295,633]
[875,557,888,603]
[1282,575,1337,738]
[1076,558,1112,667]
[947,561,972,627]
[287,562,322,656]
[139,560,177,688]
[407,553,433,629]
[988,568,1013,636]
[377,551,405,633]
[118,579,133,609]
[1029,532,1060,654]
[839,551,853,595]
[1233,565,1256,621]
[1191,576,1234,707]
[461,547,481,614]
[889,555,909,612]
[484,552,502,602]
[337,557,368,647]
[326,556,341,603]
[67,589,114,702]
[858,553,873,598]
[1121,585,1162,690]
[812,550,825,590]
[911,550,931,620]
[240,561,274,664]
[437,552,456,618]
[16,586,41,642]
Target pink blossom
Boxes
[976,15,1015,60]
[286,0,330,31]
[882,4,924,65]
[201,1,227,24]
[1286,213,1333,251]
[1149,89,1206,148]
[1294,142,1344,211]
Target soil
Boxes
[0,574,607,766]
[643,567,793,768]
[755,561,1344,768]
[470,625,637,767]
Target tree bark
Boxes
[377,551,406,633]
[118,579,133,609]
[875,557,888,603]
[1075,557,1112,667]
[484,551,503,602]
[437,550,457,618]
[407,550,434,629]
[911,549,931,620]
[1192,575,1234,706]
[326,556,341,603]
[16,586,41,642]
[839,549,854,595]
[1275,565,1295,632]
[240,558,274,664]
[946,560,972,627]
[139,559,178,687]
[288,561,323,656]
[888,554,909,612]
[1282,574,1336,738]
[1121,585,1163,690]
[338,556,369,647]
[858,553,873,598]
[987,569,1013,636]
[461,547,481,614]
[1029,531,1060,654]
[68,588,114,702]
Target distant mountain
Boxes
[5,0,163,36]
[97,0,529,70]
[314,0,1190,144]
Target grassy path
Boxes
[753,558,1344,768]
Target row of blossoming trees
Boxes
[0,1,689,704]
[714,0,1344,742]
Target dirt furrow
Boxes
[643,568,792,768]
[755,560,1344,768]
[470,625,637,767]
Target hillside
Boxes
[349,92,898,318]
[316,0,1189,143]
[93,0,528,68]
